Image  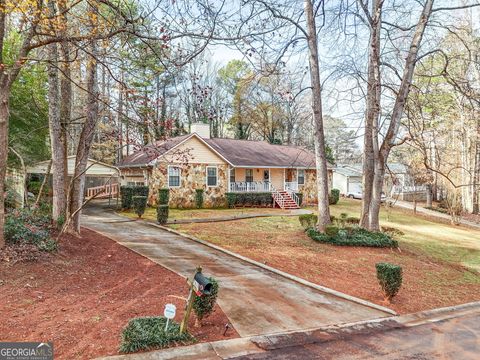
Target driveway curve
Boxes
[83,202,391,337]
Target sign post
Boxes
[163,303,176,332]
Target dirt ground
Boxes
[0,229,237,359]
[173,207,480,315]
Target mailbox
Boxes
[193,272,212,296]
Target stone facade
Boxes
[149,162,229,208]
[298,169,333,205]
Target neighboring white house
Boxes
[333,163,426,201]
[332,165,363,195]
[27,155,120,199]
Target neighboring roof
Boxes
[345,163,407,175]
[28,155,119,176]
[117,134,191,168]
[333,165,362,177]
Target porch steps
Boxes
[273,191,300,210]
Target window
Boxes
[230,168,235,183]
[246,169,253,183]
[297,169,305,185]
[207,166,217,187]
[168,166,181,187]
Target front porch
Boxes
[228,167,304,193]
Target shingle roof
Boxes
[117,134,331,169]
[117,135,191,168]
[205,138,323,168]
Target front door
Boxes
[263,169,270,182]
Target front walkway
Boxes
[83,203,390,338]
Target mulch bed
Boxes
[0,229,237,359]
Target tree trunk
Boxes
[472,118,480,214]
[368,0,434,230]
[0,90,9,248]
[47,0,67,224]
[426,184,433,208]
[360,0,382,229]
[304,0,331,231]
[67,33,99,234]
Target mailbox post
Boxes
[179,266,212,334]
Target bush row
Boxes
[120,186,149,209]
[306,226,398,248]
[225,192,302,208]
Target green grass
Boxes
[119,206,292,222]
[312,199,480,272]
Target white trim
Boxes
[297,168,305,185]
[206,165,218,187]
[167,165,181,188]
[148,133,234,167]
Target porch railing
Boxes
[392,185,426,194]
[229,181,271,192]
[86,183,119,199]
[284,181,299,191]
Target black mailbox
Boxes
[193,272,212,296]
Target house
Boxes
[332,165,363,195]
[117,123,334,208]
[332,163,426,201]
[27,155,120,199]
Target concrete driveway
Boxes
[83,203,390,337]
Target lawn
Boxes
[0,229,237,359]
[120,206,295,222]
[169,198,480,314]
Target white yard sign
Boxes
[164,304,176,331]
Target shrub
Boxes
[195,189,204,209]
[328,188,340,205]
[4,209,56,252]
[226,193,236,208]
[120,186,134,209]
[193,277,219,324]
[224,192,273,207]
[376,263,403,302]
[158,188,169,205]
[132,196,148,218]
[119,316,194,353]
[306,227,398,248]
[121,186,149,209]
[156,205,169,225]
[298,214,318,230]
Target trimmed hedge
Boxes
[306,227,398,248]
[121,186,149,209]
[195,189,204,209]
[156,205,169,224]
[225,192,302,208]
[329,188,340,205]
[193,277,219,324]
[119,316,194,353]
[132,196,147,218]
[224,192,273,207]
[158,188,169,205]
[376,262,402,301]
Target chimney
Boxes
[190,122,210,139]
